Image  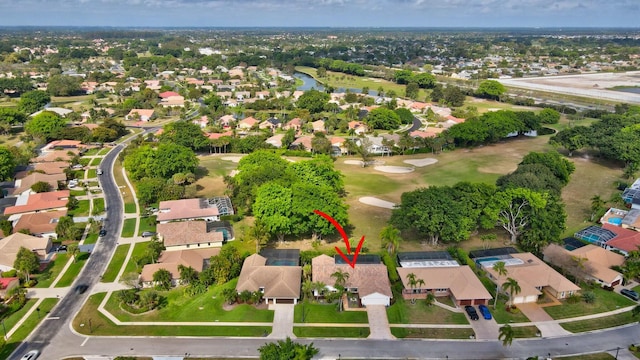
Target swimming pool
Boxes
[608,217,623,226]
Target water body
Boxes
[614,87,640,94]
[294,72,379,96]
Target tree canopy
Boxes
[258,337,319,360]
[47,75,83,96]
[296,89,329,114]
[159,121,209,151]
[17,90,50,114]
[476,80,506,100]
[0,146,16,181]
[25,111,67,141]
[366,107,401,130]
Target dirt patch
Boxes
[374,166,415,174]
[359,197,396,209]
[221,155,244,163]
[403,158,438,167]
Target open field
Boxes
[499,71,640,104]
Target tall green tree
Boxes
[253,182,293,242]
[67,243,80,263]
[159,121,209,151]
[380,225,401,255]
[590,195,606,222]
[25,111,66,141]
[331,269,350,312]
[492,261,507,309]
[14,246,40,282]
[153,268,172,291]
[258,337,319,360]
[365,107,401,130]
[481,188,547,244]
[296,89,329,114]
[178,264,198,285]
[17,90,50,114]
[0,108,27,126]
[0,146,16,181]
[476,80,506,101]
[47,75,83,96]
[498,324,515,347]
[501,277,521,308]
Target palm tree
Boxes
[501,277,521,308]
[250,219,270,253]
[498,324,515,347]
[380,225,401,255]
[590,195,605,222]
[68,243,80,263]
[302,264,312,281]
[312,281,326,302]
[302,279,314,301]
[331,270,350,312]
[492,261,508,309]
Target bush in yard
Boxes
[582,291,596,304]
[239,289,252,303]
[566,293,581,304]
[222,287,237,304]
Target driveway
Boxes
[466,311,499,340]
[518,303,571,337]
[366,305,394,340]
[269,304,295,339]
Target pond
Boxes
[294,72,379,96]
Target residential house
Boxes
[157,198,220,223]
[396,252,492,306]
[140,248,220,288]
[11,171,65,196]
[157,221,225,251]
[348,121,368,135]
[144,80,162,90]
[236,250,302,305]
[160,95,185,108]
[30,107,73,118]
[290,136,312,152]
[237,116,259,130]
[622,179,640,210]
[312,254,392,307]
[266,134,284,148]
[218,114,235,128]
[543,243,625,288]
[0,277,19,299]
[125,109,155,122]
[575,224,640,256]
[311,120,326,133]
[601,208,640,232]
[478,249,580,304]
[41,140,86,152]
[259,118,281,131]
[159,91,180,99]
[12,209,67,239]
[4,190,70,217]
[33,150,77,163]
[31,161,69,175]
[0,233,52,271]
[193,116,209,129]
[284,118,302,132]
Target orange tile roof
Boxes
[4,190,70,216]
[157,198,219,222]
[312,254,392,298]
[157,221,224,248]
[13,209,67,235]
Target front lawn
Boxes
[104,280,274,323]
[492,300,531,324]
[123,241,151,274]
[544,288,636,319]
[74,293,271,337]
[68,199,90,217]
[70,189,86,196]
[0,298,58,359]
[386,299,468,324]
[34,254,70,288]
[124,202,137,214]
[84,232,99,245]
[560,311,637,333]
[92,197,105,215]
[55,252,90,287]
[294,301,368,323]
[90,157,102,166]
[87,168,97,178]
[137,215,157,235]
[101,244,130,282]
[121,218,137,237]
[293,327,369,338]
[512,325,541,338]
[1,299,36,333]
[391,327,475,339]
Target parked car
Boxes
[141,231,156,238]
[99,229,107,236]
[57,245,67,252]
[97,168,103,175]
[464,305,479,321]
[478,304,492,320]
[20,350,39,360]
[74,284,89,294]
[621,289,639,301]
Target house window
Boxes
[436,288,447,292]
[560,291,565,298]
[186,244,190,248]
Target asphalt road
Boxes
[10,140,128,360]
[409,116,421,132]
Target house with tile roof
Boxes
[157,198,220,223]
[31,161,69,175]
[157,221,225,251]
[312,254,392,307]
[237,116,259,130]
[13,209,67,239]
[575,223,640,256]
[11,171,66,196]
[125,109,155,122]
[396,252,492,306]
[34,150,78,163]
[4,190,69,217]
[0,233,52,271]
[140,248,220,287]
[283,118,302,132]
[543,243,625,288]
[236,252,302,305]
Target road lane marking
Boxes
[46,317,60,320]
[81,337,89,347]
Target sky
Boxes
[0,0,638,28]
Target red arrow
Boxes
[313,210,365,269]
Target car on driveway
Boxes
[621,289,639,301]
[20,350,39,360]
[74,284,89,294]
[465,305,479,321]
[141,231,156,237]
[478,304,492,320]
[57,245,67,252]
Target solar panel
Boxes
[397,251,454,262]
[468,247,518,259]
[335,254,381,265]
[574,226,617,244]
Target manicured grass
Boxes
[294,302,368,323]
[121,218,137,237]
[68,199,90,217]
[512,325,540,338]
[1,299,37,333]
[78,158,91,166]
[560,311,637,333]
[70,189,86,196]
[104,280,274,322]
[101,244,130,282]
[293,327,369,338]
[125,202,137,214]
[92,197,105,215]
[391,327,475,339]
[0,298,58,359]
[55,252,90,287]
[87,168,97,178]
[557,354,615,360]
[137,215,157,235]
[97,148,111,155]
[123,241,151,274]
[34,254,70,288]
[83,148,101,156]
[90,157,102,166]
[113,160,135,206]
[84,232,99,245]
[544,288,636,319]
[386,299,468,324]
[492,301,531,324]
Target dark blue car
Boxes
[478,304,492,320]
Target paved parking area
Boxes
[366,305,394,339]
[269,304,295,339]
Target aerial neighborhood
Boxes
[1,27,640,360]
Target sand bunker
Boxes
[359,197,396,209]
[374,166,415,174]
[344,160,385,166]
[229,170,239,177]
[403,158,438,167]
[221,156,244,163]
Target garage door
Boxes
[612,279,621,287]
[473,299,487,305]
[460,299,472,306]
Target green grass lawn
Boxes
[78,158,91,166]
[0,298,58,359]
[391,327,475,339]
[557,354,615,360]
[512,325,540,338]
[68,199,90,217]
[87,168,97,178]
[82,148,100,156]
[92,197,105,215]
[84,232,99,245]
[544,288,636,319]
[478,278,530,324]
[560,311,637,333]
[293,327,369,338]
[97,148,110,155]
[70,189,86,196]
[137,215,157,235]
[125,202,137,214]
[294,301,368,323]
[121,218,137,237]
[55,252,90,287]
[101,244,130,282]
[90,157,102,166]
[1,299,36,333]
[34,254,70,288]
[104,280,274,322]
[386,299,468,324]
[123,241,151,274]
